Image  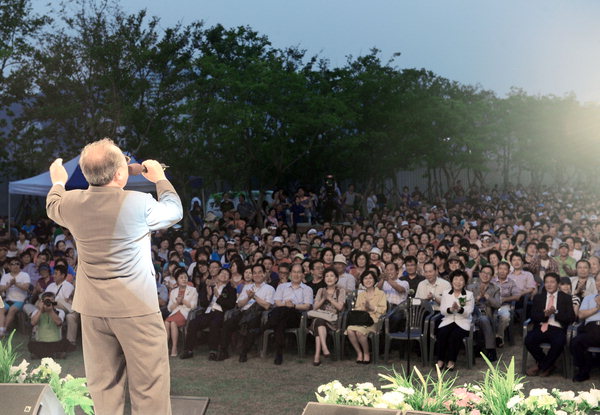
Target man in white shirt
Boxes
[378,261,411,332]
[44,264,77,348]
[222,263,275,362]
[0,259,31,337]
[416,262,451,311]
[378,262,409,306]
[267,263,313,364]
[333,254,356,292]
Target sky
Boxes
[37,0,600,104]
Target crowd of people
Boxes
[3,181,600,381]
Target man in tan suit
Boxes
[46,138,182,415]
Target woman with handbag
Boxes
[345,270,387,364]
[309,268,346,366]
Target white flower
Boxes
[378,391,405,408]
[355,382,375,390]
[589,388,600,402]
[558,391,575,401]
[529,388,549,397]
[556,411,567,415]
[513,383,524,391]
[9,359,29,383]
[396,386,414,396]
[507,395,522,409]
[40,358,61,375]
[578,391,598,407]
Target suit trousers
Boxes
[570,323,600,375]
[266,307,301,353]
[81,312,171,415]
[524,325,566,372]
[184,310,224,352]
[221,309,262,354]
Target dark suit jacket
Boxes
[198,282,237,312]
[530,290,576,329]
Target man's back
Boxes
[47,181,182,317]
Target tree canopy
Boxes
[3,0,600,204]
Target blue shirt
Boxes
[580,294,600,323]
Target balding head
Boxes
[79,138,126,186]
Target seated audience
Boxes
[524,272,576,377]
[309,268,346,365]
[571,273,600,381]
[467,264,501,361]
[181,268,237,360]
[221,264,275,362]
[435,270,474,371]
[28,292,71,358]
[165,268,198,357]
[267,263,313,365]
[0,259,31,337]
[346,269,387,364]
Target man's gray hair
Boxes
[79,138,124,186]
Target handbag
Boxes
[307,309,338,322]
[347,310,374,326]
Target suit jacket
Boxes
[467,280,501,320]
[439,290,475,331]
[198,282,237,312]
[46,180,182,317]
[530,290,576,330]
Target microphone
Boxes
[408,289,415,298]
[128,163,169,176]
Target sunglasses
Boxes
[10,262,20,266]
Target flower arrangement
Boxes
[315,353,600,415]
[316,380,413,411]
[1,331,94,415]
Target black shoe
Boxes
[274,352,283,365]
[573,372,590,382]
[180,350,194,360]
[66,342,77,352]
[486,349,497,362]
[208,352,218,361]
[239,353,248,363]
[216,349,229,361]
[495,337,504,349]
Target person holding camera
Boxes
[27,292,70,359]
[44,264,77,350]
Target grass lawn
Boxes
[8,329,599,415]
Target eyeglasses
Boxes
[9,262,20,266]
